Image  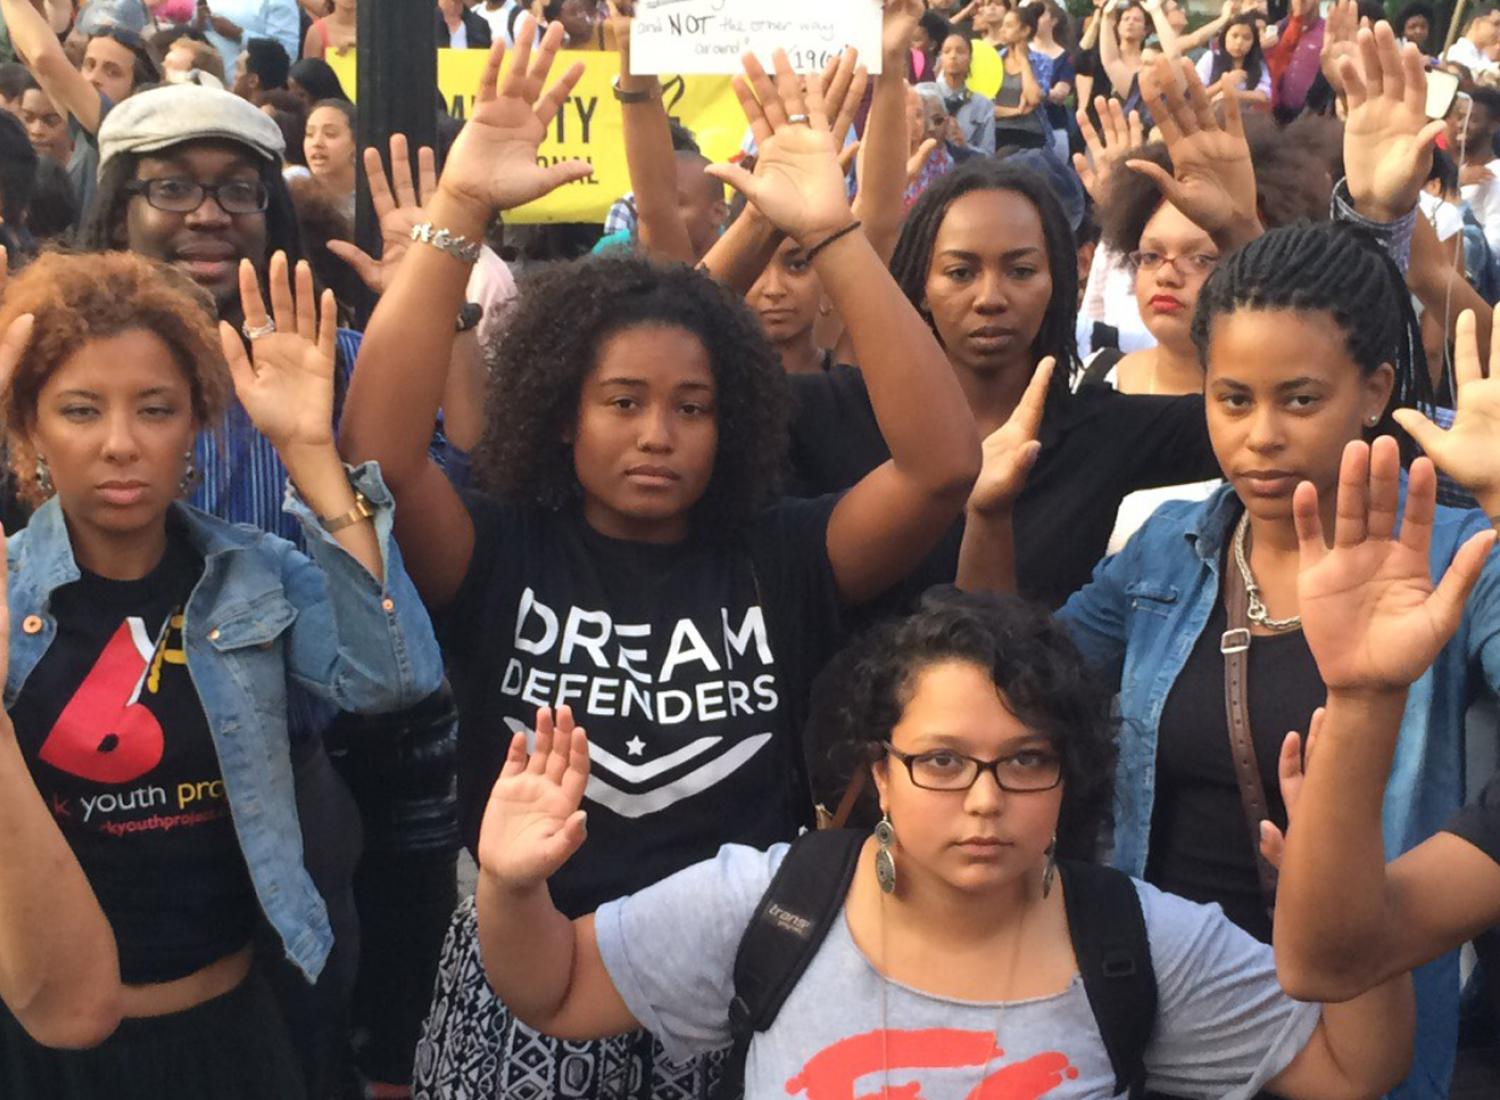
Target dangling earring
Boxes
[179,450,197,496]
[34,455,52,495]
[1042,833,1058,898]
[817,300,832,317]
[874,813,897,895]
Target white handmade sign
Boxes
[629,0,885,76]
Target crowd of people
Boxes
[7,0,1500,1098]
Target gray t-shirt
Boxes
[596,843,1320,1100]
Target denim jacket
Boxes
[1058,481,1500,1098]
[3,462,444,982]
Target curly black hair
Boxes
[474,255,790,537]
[1100,112,1332,255]
[820,589,1117,861]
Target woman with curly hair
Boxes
[471,588,1418,1100]
[0,248,441,1099]
[339,19,980,1099]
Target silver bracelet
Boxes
[411,222,483,265]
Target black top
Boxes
[1147,579,1326,943]
[10,526,256,984]
[1447,770,1500,867]
[437,496,846,917]
[788,365,1218,610]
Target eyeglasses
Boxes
[885,743,1063,793]
[1127,249,1220,276]
[124,178,270,216]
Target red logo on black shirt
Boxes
[39,619,165,784]
[786,1029,1077,1099]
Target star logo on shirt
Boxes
[625,736,646,757]
[51,793,72,819]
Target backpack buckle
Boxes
[1102,950,1138,979]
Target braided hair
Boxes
[889,159,1080,405]
[1191,222,1433,450]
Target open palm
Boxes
[1295,439,1494,692]
[1130,56,1256,242]
[220,254,337,452]
[1340,22,1444,222]
[968,358,1054,516]
[478,706,591,889]
[327,136,438,296]
[1394,307,1500,503]
[437,18,593,219]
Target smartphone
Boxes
[1427,68,1461,120]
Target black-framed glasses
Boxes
[124,178,270,216]
[885,743,1062,793]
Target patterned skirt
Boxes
[413,895,727,1100]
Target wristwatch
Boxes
[456,301,484,334]
[319,490,375,533]
[612,75,656,104]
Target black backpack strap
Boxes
[1059,861,1157,1099]
[713,829,865,1100]
[1077,346,1126,391]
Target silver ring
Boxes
[241,320,277,340]
[786,113,811,125]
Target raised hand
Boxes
[435,18,593,221]
[327,135,439,296]
[882,0,924,62]
[1339,22,1445,223]
[1073,97,1144,204]
[478,706,591,890]
[1129,54,1261,249]
[1295,437,1495,694]
[1319,0,1359,96]
[966,358,1055,517]
[1394,308,1500,512]
[1258,707,1325,870]
[706,51,857,245]
[219,253,338,454]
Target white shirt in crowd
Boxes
[1445,37,1500,78]
[1077,243,1154,358]
[473,0,540,46]
[1461,159,1500,256]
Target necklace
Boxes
[1232,512,1302,633]
[876,879,1029,1096]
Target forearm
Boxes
[475,872,581,1029]
[441,330,489,453]
[619,43,694,263]
[2,0,97,129]
[813,232,979,495]
[852,62,910,264]
[0,716,121,1049]
[698,206,783,295]
[1275,688,1407,1000]
[39,0,71,34]
[1408,217,1492,378]
[339,188,480,488]
[1175,17,1226,55]
[956,508,1018,594]
[1148,8,1181,52]
[280,443,382,578]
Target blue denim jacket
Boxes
[1058,481,1500,1098]
[3,463,444,982]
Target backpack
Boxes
[715,829,1157,1099]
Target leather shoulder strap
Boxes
[1221,567,1279,908]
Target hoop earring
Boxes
[1042,833,1058,898]
[179,450,197,496]
[34,455,52,496]
[874,814,897,895]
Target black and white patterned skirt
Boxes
[413,895,726,1100]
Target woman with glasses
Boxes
[466,589,1420,1100]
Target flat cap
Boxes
[98,84,286,178]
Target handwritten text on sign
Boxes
[629,0,884,76]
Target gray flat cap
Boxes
[98,84,287,178]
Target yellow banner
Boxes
[327,50,744,224]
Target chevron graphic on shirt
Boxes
[501,717,774,819]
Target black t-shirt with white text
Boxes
[438,497,845,917]
[10,527,256,984]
